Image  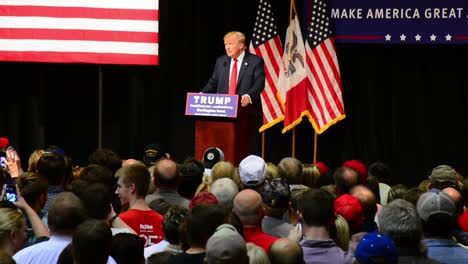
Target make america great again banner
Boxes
[329,0,468,44]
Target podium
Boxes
[186,93,252,165]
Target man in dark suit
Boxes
[201,31,265,107]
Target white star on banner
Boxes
[385,34,391,41]
[415,34,421,41]
[430,34,437,41]
[400,34,406,41]
[445,34,452,41]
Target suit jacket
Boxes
[201,52,265,105]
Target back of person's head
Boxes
[342,160,367,185]
[48,192,86,234]
[233,189,263,226]
[163,206,189,244]
[350,185,378,225]
[277,157,303,185]
[28,149,45,173]
[368,162,392,185]
[72,219,112,264]
[0,208,25,253]
[17,172,48,208]
[88,148,122,175]
[148,198,171,216]
[334,194,364,234]
[147,251,173,264]
[302,164,320,188]
[354,232,398,264]
[298,189,334,227]
[378,199,422,248]
[266,162,279,179]
[258,178,290,217]
[212,161,239,186]
[333,215,350,251]
[417,190,456,237]
[182,203,227,248]
[153,158,180,189]
[428,165,458,190]
[386,184,408,203]
[179,159,204,199]
[334,166,360,196]
[189,192,219,209]
[79,183,112,220]
[118,164,151,198]
[365,175,382,204]
[268,238,304,264]
[211,178,239,210]
[442,187,464,216]
[206,224,248,264]
[79,164,114,187]
[36,152,66,185]
[246,243,269,264]
[402,187,422,207]
[111,233,144,264]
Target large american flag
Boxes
[249,0,284,132]
[0,0,159,65]
[305,0,345,134]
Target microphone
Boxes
[0,138,9,149]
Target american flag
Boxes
[0,0,159,65]
[305,0,345,134]
[249,0,284,132]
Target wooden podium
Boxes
[186,93,251,165]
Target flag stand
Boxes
[313,133,317,163]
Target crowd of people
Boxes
[1,144,468,264]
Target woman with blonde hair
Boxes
[0,208,27,255]
[246,242,270,264]
[302,164,320,188]
[195,161,239,194]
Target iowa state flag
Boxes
[277,16,312,133]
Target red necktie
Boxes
[228,59,238,95]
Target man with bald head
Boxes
[233,189,278,253]
[350,185,378,232]
[269,238,304,264]
[145,158,189,208]
[334,166,360,197]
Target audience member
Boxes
[145,159,189,208]
[354,232,398,264]
[233,189,278,253]
[205,224,248,264]
[266,162,279,180]
[203,147,224,176]
[71,219,114,264]
[342,160,367,185]
[428,165,459,190]
[0,208,27,256]
[268,238,304,264]
[277,157,303,186]
[239,155,267,188]
[179,159,204,199]
[171,204,227,264]
[142,143,167,167]
[301,164,320,189]
[148,198,172,216]
[258,178,294,238]
[334,166,360,197]
[246,243,270,264]
[294,189,353,264]
[334,194,364,235]
[36,152,66,216]
[403,187,422,207]
[145,206,188,258]
[333,215,350,251]
[189,192,218,209]
[368,161,392,205]
[111,233,145,264]
[211,178,239,210]
[115,164,164,246]
[147,251,173,264]
[378,199,441,263]
[27,149,45,173]
[350,185,378,232]
[13,192,86,264]
[418,190,468,264]
[88,148,122,175]
[0,250,15,264]
[386,184,408,204]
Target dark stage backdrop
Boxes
[1,0,467,187]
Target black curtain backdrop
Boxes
[1,0,467,187]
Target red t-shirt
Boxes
[243,226,279,253]
[119,209,164,247]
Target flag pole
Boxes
[292,128,296,158]
[261,131,265,159]
[313,133,317,163]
